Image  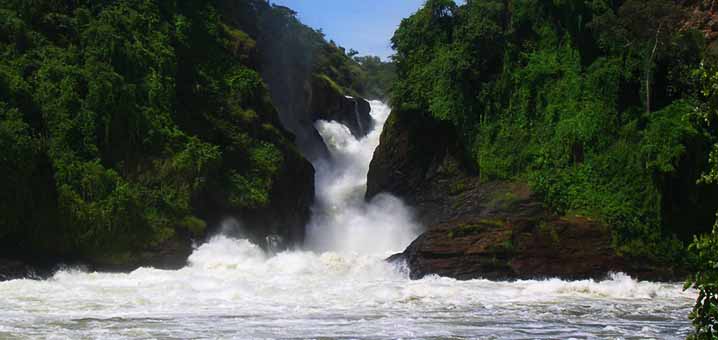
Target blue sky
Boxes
[270,0,427,60]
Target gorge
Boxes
[2,0,718,338]
[0,101,696,339]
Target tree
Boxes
[686,63,718,340]
[593,0,685,114]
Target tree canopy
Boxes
[391,0,716,261]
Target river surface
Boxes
[0,102,695,339]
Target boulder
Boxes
[390,212,682,282]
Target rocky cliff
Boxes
[371,109,684,281]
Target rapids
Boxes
[0,101,695,339]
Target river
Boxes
[0,101,695,339]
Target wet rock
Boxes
[88,231,194,273]
[308,75,373,138]
[390,214,682,281]
[0,259,38,281]
[367,113,547,228]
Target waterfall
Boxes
[306,100,419,255]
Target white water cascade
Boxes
[0,102,696,339]
[307,100,419,255]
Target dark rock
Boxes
[0,259,40,281]
[1,230,196,278]
[0,255,65,281]
[309,75,373,138]
[260,60,331,161]
[218,1,370,251]
[366,108,480,227]
[88,231,194,273]
[219,0,374,160]
[391,212,683,282]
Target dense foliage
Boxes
[353,55,397,100]
[0,0,393,264]
[390,0,718,261]
[0,0,306,260]
[686,63,718,339]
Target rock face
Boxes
[219,0,372,248]
[309,75,373,138]
[370,109,683,281]
[1,0,362,279]
[366,109,478,227]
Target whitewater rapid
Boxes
[0,101,696,339]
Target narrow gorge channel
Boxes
[0,102,695,339]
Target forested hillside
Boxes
[0,0,381,269]
[390,0,718,258]
[353,55,397,101]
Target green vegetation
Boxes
[353,55,397,100]
[449,178,468,195]
[686,63,718,339]
[0,0,309,260]
[0,0,395,264]
[687,224,718,339]
[487,190,519,208]
[391,0,717,262]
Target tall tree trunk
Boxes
[646,24,662,115]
